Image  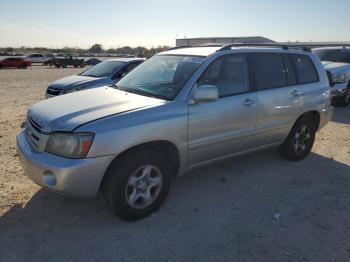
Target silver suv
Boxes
[17,44,333,220]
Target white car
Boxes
[24,53,53,64]
[313,47,350,106]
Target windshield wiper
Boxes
[121,87,169,101]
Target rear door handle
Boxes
[291,89,301,97]
[242,98,256,107]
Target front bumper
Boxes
[16,129,115,198]
[331,82,348,98]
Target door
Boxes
[253,53,303,146]
[188,54,257,165]
[6,58,17,67]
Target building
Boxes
[176,36,276,47]
[279,41,350,48]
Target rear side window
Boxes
[253,53,287,90]
[198,54,249,97]
[290,55,318,84]
[282,54,297,86]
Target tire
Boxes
[55,64,60,68]
[103,149,172,221]
[279,116,316,161]
[22,64,28,69]
[334,87,350,107]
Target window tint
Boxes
[253,53,287,90]
[290,55,318,84]
[282,54,297,86]
[198,55,249,97]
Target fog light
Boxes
[43,170,57,186]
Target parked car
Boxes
[43,54,56,65]
[313,47,350,106]
[17,45,333,221]
[52,55,85,68]
[84,58,102,66]
[24,53,52,64]
[46,58,145,98]
[0,57,31,69]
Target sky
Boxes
[1,0,350,49]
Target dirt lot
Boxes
[0,66,349,262]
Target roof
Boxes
[160,45,310,57]
[104,57,146,62]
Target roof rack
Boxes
[217,43,311,52]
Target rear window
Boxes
[253,53,287,90]
[290,55,318,84]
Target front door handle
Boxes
[291,89,301,97]
[242,98,255,107]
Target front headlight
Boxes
[45,132,94,158]
[64,86,88,94]
[332,73,349,84]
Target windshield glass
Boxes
[81,61,125,77]
[116,55,205,100]
[314,49,350,63]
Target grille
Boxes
[46,87,61,96]
[25,115,47,151]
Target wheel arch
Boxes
[296,110,321,130]
[99,140,181,190]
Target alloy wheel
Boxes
[294,125,311,152]
[125,165,162,209]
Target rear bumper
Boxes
[319,106,334,130]
[16,129,115,198]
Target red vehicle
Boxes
[0,57,31,69]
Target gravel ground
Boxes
[0,66,349,262]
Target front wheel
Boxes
[103,149,172,221]
[279,116,316,161]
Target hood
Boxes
[49,75,108,90]
[322,61,350,74]
[28,87,164,133]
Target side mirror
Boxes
[192,85,219,103]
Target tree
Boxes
[89,44,103,53]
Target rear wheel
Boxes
[103,149,172,221]
[279,116,316,161]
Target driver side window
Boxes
[198,55,249,97]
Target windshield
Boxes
[314,49,350,63]
[116,55,205,100]
[81,61,125,77]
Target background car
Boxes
[46,57,145,97]
[84,58,102,66]
[313,47,350,106]
[24,53,52,64]
[0,57,31,69]
[52,55,85,68]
